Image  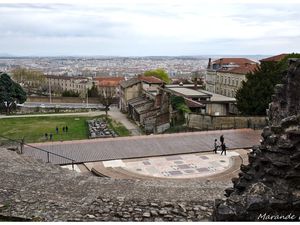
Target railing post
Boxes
[20,138,24,154]
[47,152,50,163]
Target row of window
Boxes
[217,75,242,87]
[216,87,236,98]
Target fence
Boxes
[0,135,76,169]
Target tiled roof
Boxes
[212,58,257,66]
[259,54,288,62]
[218,63,259,75]
[94,77,124,87]
[184,98,204,108]
[138,75,164,84]
[120,78,141,88]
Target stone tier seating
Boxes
[0,148,231,221]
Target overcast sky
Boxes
[0,0,299,56]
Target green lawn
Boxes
[0,115,130,143]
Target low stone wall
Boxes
[188,114,267,130]
[14,107,91,115]
[27,96,101,104]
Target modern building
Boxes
[206,58,258,98]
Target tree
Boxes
[170,95,191,125]
[61,90,80,97]
[99,88,118,119]
[0,72,27,114]
[88,82,99,97]
[144,68,171,84]
[11,68,45,94]
[236,53,300,115]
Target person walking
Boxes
[55,126,58,134]
[221,143,227,156]
[49,133,53,141]
[44,133,48,140]
[220,135,224,145]
[62,126,65,133]
[214,139,219,154]
[65,126,68,133]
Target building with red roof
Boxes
[93,76,125,99]
[259,54,288,62]
[206,57,258,98]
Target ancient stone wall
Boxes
[213,59,300,221]
[188,114,267,130]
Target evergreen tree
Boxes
[236,53,300,115]
[0,72,27,114]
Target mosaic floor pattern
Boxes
[103,151,237,179]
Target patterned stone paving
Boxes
[100,151,236,179]
[24,129,261,165]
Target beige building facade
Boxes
[206,58,258,98]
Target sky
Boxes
[0,0,300,56]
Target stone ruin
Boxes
[87,119,117,138]
[213,59,300,221]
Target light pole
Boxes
[49,79,52,103]
[86,85,89,108]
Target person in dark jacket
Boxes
[220,135,224,145]
[221,143,227,155]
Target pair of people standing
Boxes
[214,135,227,155]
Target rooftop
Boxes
[218,63,258,75]
[167,87,210,98]
[212,58,257,66]
[138,75,164,84]
[200,90,236,102]
[259,53,288,62]
[120,78,140,88]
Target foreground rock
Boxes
[213,59,300,221]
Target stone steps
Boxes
[0,147,231,222]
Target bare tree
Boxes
[99,88,118,119]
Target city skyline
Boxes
[0,0,300,56]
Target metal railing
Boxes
[0,135,76,170]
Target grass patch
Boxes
[0,115,130,143]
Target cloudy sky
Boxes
[0,0,299,56]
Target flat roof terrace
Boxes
[23,129,261,165]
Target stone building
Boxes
[119,78,142,112]
[45,75,93,96]
[163,84,236,116]
[119,76,165,113]
[93,77,125,99]
[206,58,258,97]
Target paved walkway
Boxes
[24,129,261,165]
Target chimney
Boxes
[207,58,212,69]
[219,58,223,68]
